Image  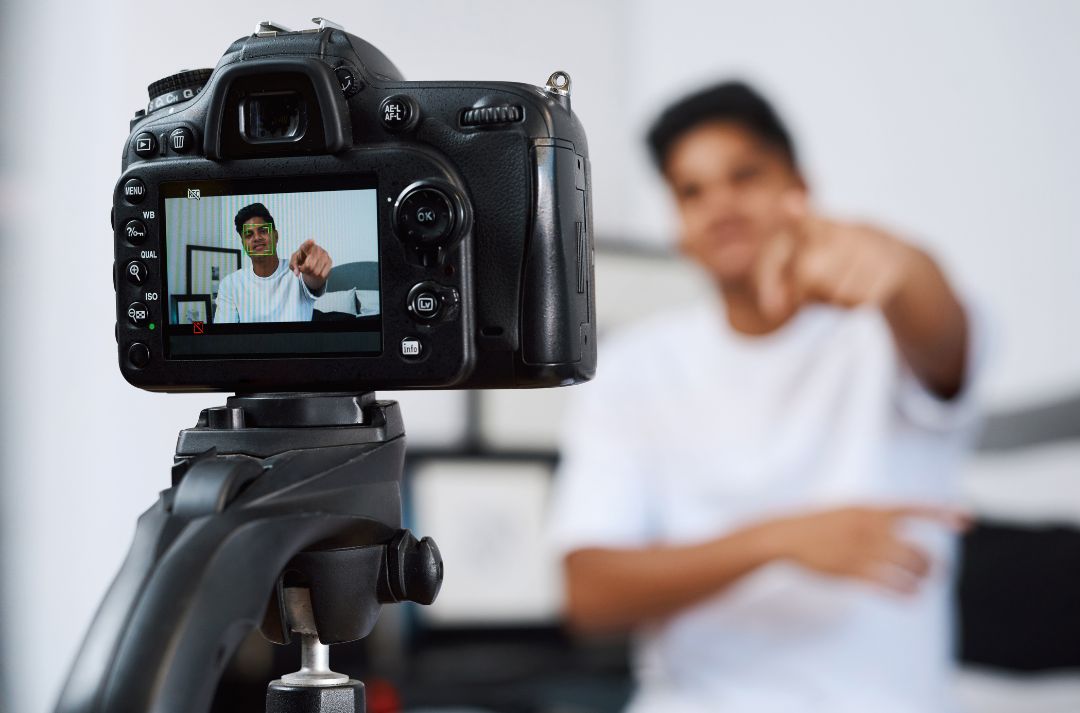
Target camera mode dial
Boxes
[147,69,213,115]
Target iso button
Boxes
[127,301,150,327]
[396,188,454,244]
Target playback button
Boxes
[133,132,157,158]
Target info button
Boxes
[400,337,423,359]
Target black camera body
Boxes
[113,20,595,392]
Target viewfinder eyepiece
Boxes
[241,91,308,143]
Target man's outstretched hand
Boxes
[754,193,916,320]
[289,239,333,293]
[753,192,969,399]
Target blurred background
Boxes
[1,1,1078,712]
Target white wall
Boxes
[1,3,1077,713]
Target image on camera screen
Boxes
[161,179,381,359]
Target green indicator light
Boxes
[149,323,156,330]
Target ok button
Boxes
[395,186,454,244]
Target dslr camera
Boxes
[113,17,595,392]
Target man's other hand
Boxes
[289,239,333,292]
[755,505,971,595]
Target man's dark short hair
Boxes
[646,81,798,173]
[234,203,275,235]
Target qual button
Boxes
[125,260,149,285]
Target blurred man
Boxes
[550,82,982,712]
[214,202,332,323]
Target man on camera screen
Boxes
[213,202,333,323]
[551,81,984,712]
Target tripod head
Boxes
[56,393,442,713]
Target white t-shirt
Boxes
[213,259,320,323]
[549,299,983,713]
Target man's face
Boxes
[240,216,277,257]
[665,121,804,281]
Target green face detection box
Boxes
[241,222,276,256]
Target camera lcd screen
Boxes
[161,177,381,359]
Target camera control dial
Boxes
[147,69,213,115]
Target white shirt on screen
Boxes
[213,259,319,323]
[548,298,984,713]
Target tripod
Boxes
[55,393,443,713]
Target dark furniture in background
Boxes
[326,260,379,292]
[957,395,1080,672]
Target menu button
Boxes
[124,178,147,204]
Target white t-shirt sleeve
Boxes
[298,273,323,301]
[213,272,240,324]
[548,350,658,557]
[894,297,991,433]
